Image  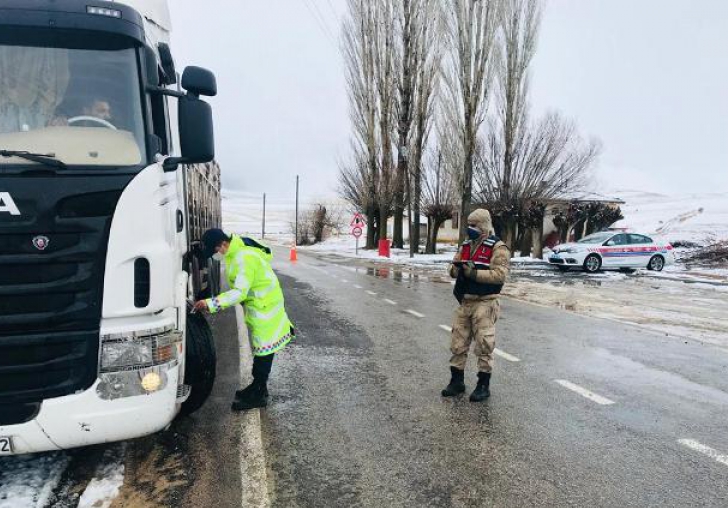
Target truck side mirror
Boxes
[181,66,217,97]
[178,95,215,164]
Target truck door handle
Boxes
[177,210,184,232]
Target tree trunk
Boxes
[532,224,544,260]
[413,162,421,253]
[519,228,533,258]
[379,205,388,242]
[365,207,376,249]
[429,218,446,255]
[459,136,474,242]
[392,151,406,249]
[425,216,434,254]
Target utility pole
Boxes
[262,193,266,239]
[295,175,300,246]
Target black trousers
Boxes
[252,354,274,384]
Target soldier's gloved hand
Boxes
[462,261,477,280]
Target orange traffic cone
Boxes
[290,243,298,262]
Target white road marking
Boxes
[384,299,398,306]
[437,325,520,361]
[354,284,363,289]
[405,309,426,318]
[342,279,349,283]
[554,380,615,406]
[678,439,728,467]
[494,349,521,362]
[366,290,378,296]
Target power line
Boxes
[301,0,338,48]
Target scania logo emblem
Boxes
[33,236,50,251]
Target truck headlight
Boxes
[97,366,170,400]
[96,326,182,400]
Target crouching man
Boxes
[442,209,510,402]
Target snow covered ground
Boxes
[0,453,70,508]
[0,445,125,508]
[612,190,728,246]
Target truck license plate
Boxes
[0,437,14,455]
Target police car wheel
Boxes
[648,255,665,272]
[180,312,217,417]
[583,254,602,273]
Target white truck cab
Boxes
[0,0,221,455]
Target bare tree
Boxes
[442,0,502,241]
[476,111,601,250]
[392,0,441,249]
[372,0,398,243]
[343,0,380,248]
[422,151,457,253]
[338,147,371,214]
[408,0,443,255]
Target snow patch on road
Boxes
[0,452,70,508]
[77,445,125,508]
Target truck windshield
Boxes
[0,37,146,167]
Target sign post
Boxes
[350,213,366,257]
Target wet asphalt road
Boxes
[262,249,728,507]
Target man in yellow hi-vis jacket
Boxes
[193,229,294,411]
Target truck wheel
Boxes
[180,312,217,417]
[208,259,221,296]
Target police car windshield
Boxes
[577,232,614,244]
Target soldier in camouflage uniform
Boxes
[442,209,510,402]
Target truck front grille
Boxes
[0,173,134,404]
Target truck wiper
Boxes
[0,150,67,169]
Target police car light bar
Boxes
[87,6,122,18]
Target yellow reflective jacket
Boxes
[205,235,293,356]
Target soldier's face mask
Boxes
[467,226,481,241]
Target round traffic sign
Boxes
[352,227,363,238]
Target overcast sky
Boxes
[171,1,728,201]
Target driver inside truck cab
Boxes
[49,97,114,127]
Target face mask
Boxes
[467,227,481,241]
[212,252,224,262]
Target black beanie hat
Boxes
[202,228,230,258]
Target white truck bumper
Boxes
[1,366,180,455]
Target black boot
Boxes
[469,372,491,402]
[231,382,268,411]
[441,367,466,397]
[235,354,274,401]
[235,382,268,400]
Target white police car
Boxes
[548,231,675,273]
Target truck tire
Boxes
[180,312,217,417]
[208,259,221,296]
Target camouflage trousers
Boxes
[450,299,501,373]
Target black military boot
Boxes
[469,372,491,402]
[441,367,466,397]
[232,382,268,411]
